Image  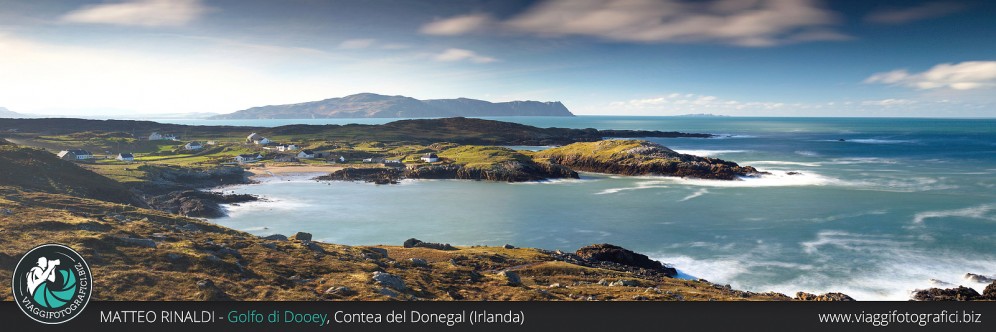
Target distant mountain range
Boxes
[210,93,574,119]
[0,107,24,118]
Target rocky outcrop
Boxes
[535,140,764,180]
[315,168,402,184]
[985,281,996,299]
[794,292,855,301]
[912,286,983,301]
[147,190,257,218]
[403,238,457,251]
[575,244,677,277]
[964,273,994,284]
[405,161,578,182]
[317,161,577,184]
[137,165,250,194]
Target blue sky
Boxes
[1,0,994,117]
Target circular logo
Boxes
[11,243,92,324]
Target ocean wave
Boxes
[911,203,996,225]
[794,150,820,157]
[594,181,669,194]
[678,188,709,201]
[825,157,898,165]
[663,170,837,188]
[742,160,822,167]
[658,232,996,300]
[673,149,749,157]
[819,138,918,144]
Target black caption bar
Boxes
[2,301,993,332]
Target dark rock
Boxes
[368,247,389,258]
[302,241,325,253]
[262,234,287,241]
[964,273,994,284]
[786,172,801,175]
[195,279,229,301]
[794,292,855,301]
[984,281,996,299]
[498,270,521,286]
[912,286,982,301]
[372,271,407,291]
[147,190,256,218]
[325,286,355,296]
[503,244,516,249]
[409,258,428,267]
[116,237,157,248]
[402,238,456,250]
[291,232,312,241]
[576,243,677,276]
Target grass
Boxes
[437,145,533,169]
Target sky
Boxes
[1,0,995,117]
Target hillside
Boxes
[210,93,574,119]
[0,143,146,206]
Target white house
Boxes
[57,149,93,160]
[362,157,385,163]
[338,156,346,163]
[297,150,316,159]
[421,153,439,163]
[234,153,261,164]
[277,144,299,152]
[149,132,177,141]
[246,133,271,145]
[116,153,134,162]
[184,142,203,150]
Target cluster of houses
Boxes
[55,130,448,167]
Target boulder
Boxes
[503,244,516,249]
[195,279,229,301]
[609,279,639,287]
[985,281,996,299]
[291,232,313,241]
[794,292,855,301]
[576,244,676,276]
[498,270,521,286]
[371,272,407,291]
[912,286,981,301]
[262,234,288,241]
[402,238,456,250]
[409,258,428,267]
[324,286,356,296]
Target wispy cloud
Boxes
[338,38,377,49]
[420,14,494,36]
[62,0,209,27]
[434,48,497,63]
[865,2,966,25]
[420,0,848,47]
[865,61,996,90]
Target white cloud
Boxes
[420,14,494,36]
[338,38,377,49]
[865,2,966,25]
[62,0,208,27]
[420,0,847,47]
[433,48,497,64]
[608,93,805,115]
[865,61,996,90]
[861,99,916,107]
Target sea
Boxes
[159,116,996,300]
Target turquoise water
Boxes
[205,116,996,300]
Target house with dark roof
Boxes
[246,133,270,145]
[297,150,316,159]
[184,141,203,150]
[234,153,262,164]
[57,149,93,160]
[116,153,134,162]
